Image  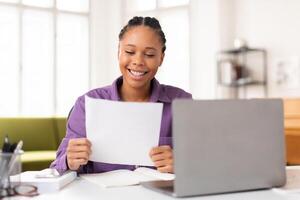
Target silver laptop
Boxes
[142,99,286,197]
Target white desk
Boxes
[8,177,300,200]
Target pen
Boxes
[2,135,11,153]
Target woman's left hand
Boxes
[149,145,174,173]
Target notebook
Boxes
[10,169,77,193]
[80,167,174,188]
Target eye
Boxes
[125,50,134,55]
[145,54,155,58]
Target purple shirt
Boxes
[50,76,192,174]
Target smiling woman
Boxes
[118,17,166,101]
[50,16,192,175]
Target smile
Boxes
[128,69,148,77]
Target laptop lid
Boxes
[170,99,286,197]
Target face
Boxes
[118,26,164,90]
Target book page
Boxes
[80,170,142,188]
[134,167,175,182]
[80,168,175,188]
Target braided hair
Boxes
[119,16,166,53]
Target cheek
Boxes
[146,59,161,70]
[119,54,130,68]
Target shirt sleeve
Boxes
[180,91,192,99]
[50,96,87,174]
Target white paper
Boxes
[85,96,163,166]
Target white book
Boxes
[80,167,175,188]
[11,169,77,193]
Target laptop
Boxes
[141,99,286,197]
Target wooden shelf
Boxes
[284,99,300,165]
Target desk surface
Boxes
[8,177,300,200]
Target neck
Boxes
[120,82,151,102]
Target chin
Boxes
[124,76,150,89]
[128,79,148,89]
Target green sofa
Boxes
[0,118,67,171]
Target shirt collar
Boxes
[111,76,172,103]
[110,77,122,101]
[149,78,171,103]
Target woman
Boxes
[51,16,192,174]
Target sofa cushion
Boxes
[54,117,67,145]
[21,151,56,163]
[21,151,56,171]
[0,117,67,171]
[0,118,57,151]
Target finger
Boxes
[69,138,91,146]
[151,151,173,162]
[157,165,173,173]
[151,154,165,162]
[67,161,80,171]
[67,147,91,156]
[150,145,171,156]
[69,158,88,166]
[150,145,172,154]
[68,158,88,170]
[154,159,173,168]
[68,152,90,160]
[67,145,91,154]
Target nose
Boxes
[132,53,144,66]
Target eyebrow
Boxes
[125,44,157,51]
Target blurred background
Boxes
[1,0,300,117]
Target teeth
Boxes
[129,69,146,77]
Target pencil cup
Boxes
[0,152,22,197]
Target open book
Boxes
[80,167,175,188]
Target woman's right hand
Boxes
[66,138,92,171]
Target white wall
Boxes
[189,0,236,99]
[189,0,218,99]
[90,0,122,89]
[90,0,300,98]
[90,0,236,99]
[235,0,300,97]
[190,0,300,98]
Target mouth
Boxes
[127,68,148,78]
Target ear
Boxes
[159,52,165,67]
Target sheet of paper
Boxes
[85,96,163,166]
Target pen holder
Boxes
[0,152,22,197]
